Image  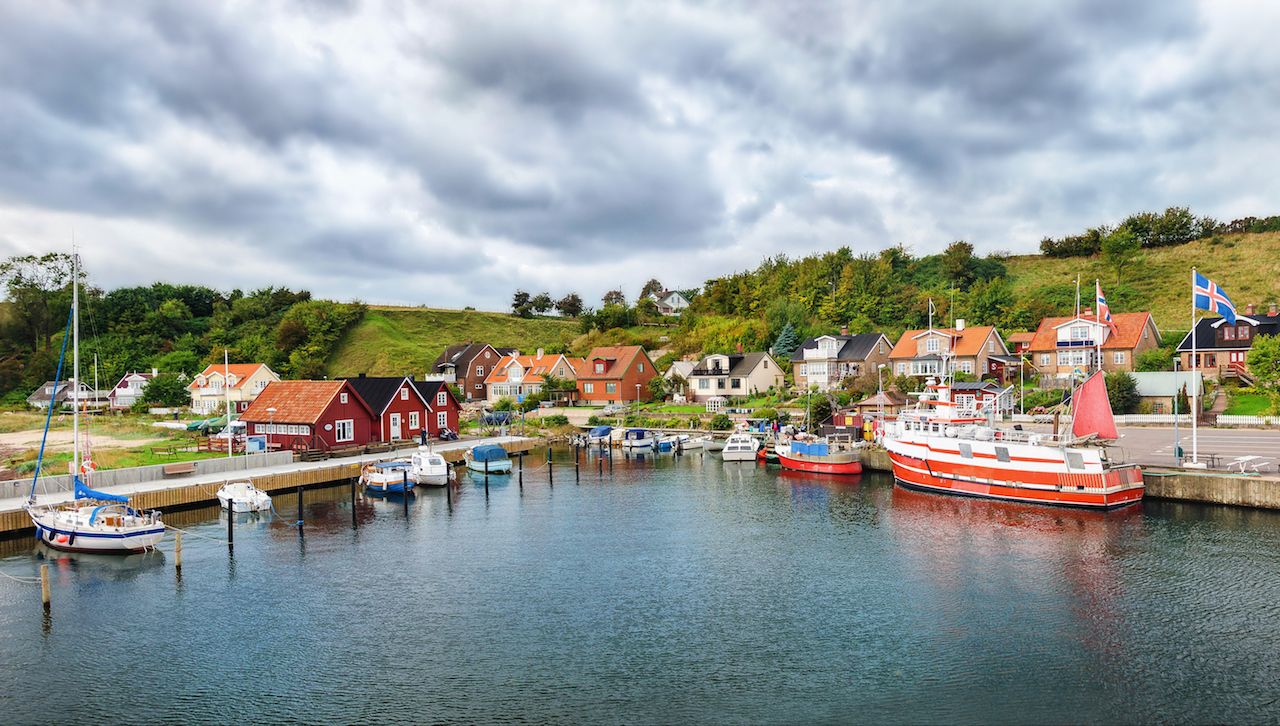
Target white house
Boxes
[108,369,159,410]
[686,352,785,402]
[650,290,691,316]
[188,363,281,414]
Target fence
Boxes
[2,451,296,501]
[1216,415,1280,427]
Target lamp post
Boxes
[1172,359,1182,465]
[267,407,276,452]
[877,363,886,421]
[635,383,641,408]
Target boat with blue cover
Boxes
[361,460,416,493]
[620,428,655,449]
[585,425,613,444]
[465,444,512,474]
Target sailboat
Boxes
[25,251,166,553]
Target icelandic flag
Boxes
[1193,271,1237,324]
[1095,280,1117,331]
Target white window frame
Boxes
[340,392,349,404]
[926,338,939,353]
[1040,354,1051,366]
[400,388,409,400]
[1113,351,1125,365]
[437,411,448,429]
[409,411,419,429]
[583,383,594,394]
[334,419,354,443]
[436,391,447,406]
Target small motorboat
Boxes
[619,428,655,449]
[217,481,273,512]
[465,444,513,474]
[362,460,416,493]
[657,434,691,453]
[585,425,613,445]
[775,436,863,475]
[720,433,760,462]
[680,436,707,450]
[410,448,450,486]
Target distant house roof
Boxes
[950,381,1003,393]
[1175,315,1280,352]
[188,363,273,391]
[484,354,578,385]
[241,380,372,423]
[26,379,90,405]
[853,390,908,408]
[432,343,519,372]
[1006,332,1035,346]
[790,333,889,363]
[664,360,696,380]
[889,327,1002,359]
[690,352,772,377]
[412,379,459,408]
[342,376,423,415]
[1132,371,1203,398]
[1028,312,1157,352]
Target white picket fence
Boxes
[1008,413,1194,425]
[1216,414,1280,427]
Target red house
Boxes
[343,375,430,443]
[575,346,657,405]
[241,380,375,451]
[413,380,462,436]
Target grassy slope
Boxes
[326,306,579,377]
[1006,231,1280,332]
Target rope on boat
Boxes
[0,570,41,585]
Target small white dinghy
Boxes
[410,448,450,486]
[217,481,273,513]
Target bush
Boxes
[541,414,569,426]
[1135,348,1174,372]
[1105,371,1140,414]
[753,407,779,422]
[1022,388,1065,410]
[709,413,733,430]
[587,415,605,427]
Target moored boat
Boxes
[465,444,513,474]
[217,481,273,512]
[410,448,450,486]
[720,433,760,461]
[774,437,863,475]
[585,425,613,445]
[361,460,416,493]
[619,428,655,449]
[882,373,1143,509]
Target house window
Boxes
[437,391,447,406]
[340,392,348,404]
[1223,327,1236,341]
[595,362,605,374]
[474,383,482,389]
[897,363,906,375]
[475,365,484,376]
[988,340,996,352]
[1239,326,1252,340]
[400,388,409,400]
[437,411,448,428]
[409,412,419,429]
[879,341,886,354]
[731,378,742,389]
[926,338,939,353]
[698,379,709,390]
[1113,351,1126,365]
[1071,326,1090,340]
[798,364,807,376]
[717,378,726,389]
[255,424,265,434]
[638,363,645,372]
[334,419,354,442]
[605,383,617,394]
[1040,354,1050,366]
[958,361,973,374]
[583,383,594,393]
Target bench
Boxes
[162,462,198,477]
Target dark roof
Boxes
[342,376,416,414]
[790,333,887,362]
[432,343,519,371]
[690,352,771,377]
[413,379,459,408]
[1175,315,1280,352]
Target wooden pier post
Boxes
[548,447,554,487]
[484,463,490,496]
[519,452,524,489]
[174,531,183,572]
[39,564,50,611]
[226,498,234,552]
[350,477,357,529]
[575,453,580,483]
[295,486,304,533]
[402,471,409,516]
[446,472,453,512]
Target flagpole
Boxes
[1190,267,1198,465]
[1095,279,1102,374]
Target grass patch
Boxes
[12,446,229,475]
[326,307,579,377]
[1225,391,1275,416]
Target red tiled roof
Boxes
[241,380,366,423]
[888,326,999,359]
[1027,312,1155,352]
[484,354,575,385]
[188,363,272,391]
[1006,332,1035,345]
[578,346,645,380]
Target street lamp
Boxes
[267,406,277,452]
[635,383,641,408]
[1172,359,1182,464]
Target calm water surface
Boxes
[3,450,1280,724]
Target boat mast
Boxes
[224,348,233,460]
[72,246,80,480]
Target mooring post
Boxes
[402,471,410,515]
[446,473,454,511]
[39,564,50,612]
[296,486,304,532]
[226,498,234,551]
[598,454,603,476]
[350,477,357,529]
[484,463,490,496]
[519,451,524,489]
[575,453,580,483]
[548,447,554,487]
[174,531,183,572]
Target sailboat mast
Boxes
[72,248,80,479]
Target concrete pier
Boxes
[0,436,539,537]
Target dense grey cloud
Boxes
[0,0,1276,308]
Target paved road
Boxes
[1018,424,1280,472]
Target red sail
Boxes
[1071,371,1118,440]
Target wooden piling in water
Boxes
[226,499,234,551]
[296,486,304,534]
[402,471,409,515]
[39,564,50,611]
[174,531,183,571]
[350,477,357,529]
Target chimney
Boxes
[358,372,367,378]
[536,348,544,360]
[1245,303,1257,316]
[840,325,849,336]
[956,318,965,331]
[1081,307,1092,318]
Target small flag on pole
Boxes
[1193,271,1238,324]
[1095,280,1117,331]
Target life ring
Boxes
[80,458,97,476]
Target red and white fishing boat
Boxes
[774,436,864,476]
[882,372,1143,509]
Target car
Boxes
[600,403,627,415]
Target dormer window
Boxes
[1239,325,1252,340]
[1224,326,1236,341]
[595,362,605,374]
[926,338,939,353]
[1070,326,1090,340]
[227,374,238,387]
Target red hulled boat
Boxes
[775,437,864,475]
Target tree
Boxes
[530,292,553,314]
[773,322,801,359]
[511,290,531,314]
[154,349,201,376]
[1101,229,1142,285]
[941,240,977,289]
[601,289,626,307]
[0,252,77,352]
[639,279,664,301]
[1134,348,1173,372]
[136,372,191,408]
[555,293,584,318]
[1104,371,1140,414]
[647,375,669,401]
[1247,333,1280,413]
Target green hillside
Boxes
[325,306,579,377]
[1006,231,1280,332]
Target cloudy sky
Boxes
[1,0,1277,309]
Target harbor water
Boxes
[3,449,1280,723]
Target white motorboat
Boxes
[619,428,655,449]
[25,250,165,554]
[410,448,450,486]
[680,436,708,450]
[465,444,513,474]
[720,433,760,462]
[217,481,273,512]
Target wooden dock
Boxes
[0,436,540,537]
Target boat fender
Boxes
[33,525,42,541]
[68,531,76,546]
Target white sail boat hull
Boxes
[28,505,164,554]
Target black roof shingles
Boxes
[790,333,886,362]
[1175,316,1280,352]
[342,376,411,414]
